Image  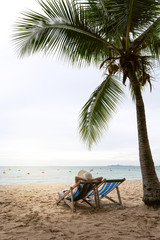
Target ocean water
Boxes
[1,165,160,185]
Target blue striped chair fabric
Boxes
[89,181,121,197]
[87,178,125,206]
[57,181,100,211]
[66,183,95,201]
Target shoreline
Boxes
[1,180,160,239]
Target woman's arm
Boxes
[91,177,103,182]
[75,176,87,183]
[75,176,103,183]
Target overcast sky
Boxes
[0,0,160,166]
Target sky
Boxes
[0,0,160,166]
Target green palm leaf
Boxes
[13,0,120,65]
[79,75,124,148]
[133,17,160,57]
[87,0,159,34]
[85,0,160,52]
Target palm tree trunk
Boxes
[128,68,160,206]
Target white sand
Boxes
[0,180,160,239]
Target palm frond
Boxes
[127,0,160,35]
[133,17,160,58]
[13,0,120,65]
[79,75,124,148]
[86,0,160,36]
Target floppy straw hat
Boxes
[78,169,87,177]
[83,172,92,179]
[77,170,93,179]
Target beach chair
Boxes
[56,180,101,212]
[87,178,125,207]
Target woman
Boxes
[58,170,103,199]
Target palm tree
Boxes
[13,0,160,206]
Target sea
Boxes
[1,165,160,185]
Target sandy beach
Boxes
[0,180,160,240]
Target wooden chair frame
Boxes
[87,178,126,208]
